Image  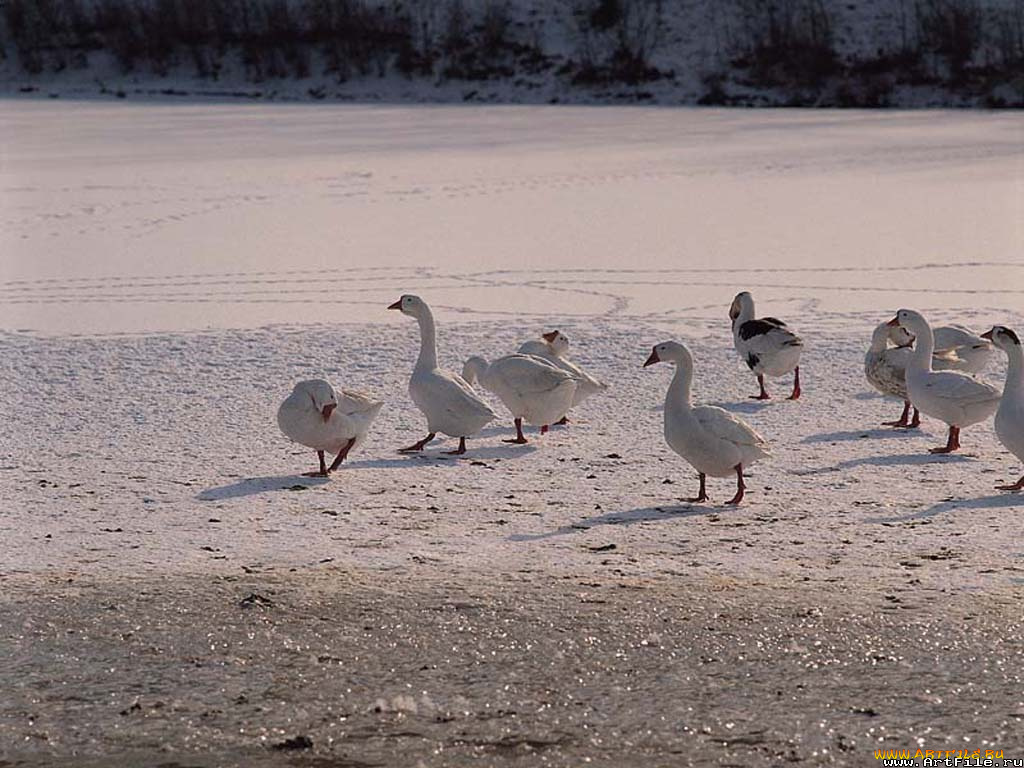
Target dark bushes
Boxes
[729,0,838,89]
[567,0,670,85]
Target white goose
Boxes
[388,294,496,455]
[889,323,996,374]
[517,330,607,418]
[864,321,919,428]
[277,379,383,476]
[645,341,770,505]
[981,325,1024,491]
[462,354,579,443]
[729,292,803,400]
[888,309,1000,454]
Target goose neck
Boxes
[907,324,934,373]
[733,303,754,334]
[1005,345,1024,393]
[414,309,439,371]
[666,361,694,410]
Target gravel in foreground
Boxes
[2,570,1021,767]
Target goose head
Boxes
[461,356,489,386]
[887,324,915,348]
[729,292,754,325]
[887,309,929,339]
[643,341,693,370]
[981,325,1021,352]
[299,379,337,422]
[387,294,428,318]
[543,330,570,355]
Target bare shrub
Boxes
[914,0,983,81]
[568,0,667,84]
[730,0,838,88]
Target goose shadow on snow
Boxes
[348,441,539,467]
[509,504,716,542]
[867,491,1024,524]
[802,427,928,444]
[198,442,539,498]
[197,474,331,501]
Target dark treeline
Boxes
[720,0,1024,105]
[2,0,1022,105]
[1,0,533,82]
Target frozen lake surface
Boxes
[1,102,1023,766]
[2,103,1022,334]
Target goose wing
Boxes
[418,369,498,419]
[693,405,770,452]
[493,354,578,397]
[738,319,803,355]
[337,388,383,415]
[933,325,983,350]
[917,371,1001,406]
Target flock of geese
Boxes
[277,292,1024,505]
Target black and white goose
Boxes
[729,291,803,400]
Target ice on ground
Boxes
[1,104,1021,334]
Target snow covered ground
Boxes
[1,102,1023,765]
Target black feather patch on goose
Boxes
[1004,327,1021,345]
[746,353,760,370]
[761,317,787,327]
[739,319,786,340]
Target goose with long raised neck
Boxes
[388,294,496,455]
[462,353,579,443]
[517,330,607,423]
[644,340,770,505]
[277,379,383,476]
[729,291,804,400]
[982,325,1024,490]
[865,321,920,429]
[888,309,1000,454]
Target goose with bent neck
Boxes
[983,325,1024,491]
[865,321,919,429]
[277,379,383,476]
[889,309,1000,454]
[645,340,770,505]
[388,294,496,455]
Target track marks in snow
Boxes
[1,262,1019,326]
